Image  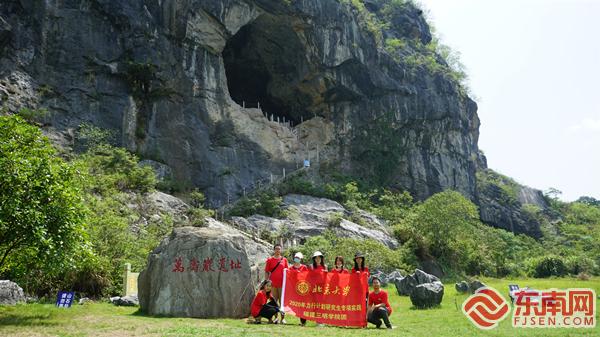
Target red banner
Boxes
[282,269,368,327]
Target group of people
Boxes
[250,243,393,329]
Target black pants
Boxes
[368,307,391,328]
[258,301,279,320]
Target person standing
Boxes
[264,243,288,323]
[367,277,393,329]
[310,251,328,271]
[289,252,308,326]
[309,251,327,327]
[351,252,369,275]
[352,251,370,310]
[290,252,308,272]
[330,256,348,274]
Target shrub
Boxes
[373,189,413,223]
[577,272,591,281]
[565,255,597,275]
[187,189,215,226]
[75,123,115,152]
[476,169,520,205]
[279,175,320,196]
[17,107,51,124]
[229,191,283,218]
[76,145,156,194]
[530,256,568,278]
[327,212,344,228]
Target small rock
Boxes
[110,295,139,306]
[118,295,139,306]
[369,270,387,287]
[25,296,38,303]
[469,280,486,293]
[455,281,469,293]
[0,280,25,305]
[110,296,121,305]
[79,297,91,305]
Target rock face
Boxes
[410,282,444,309]
[0,280,25,305]
[231,194,397,248]
[138,226,255,318]
[0,0,547,237]
[0,0,480,208]
[475,161,547,237]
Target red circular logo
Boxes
[462,287,510,329]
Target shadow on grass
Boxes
[408,305,442,310]
[129,308,176,319]
[0,313,58,327]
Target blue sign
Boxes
[303,159,310,168]
[56,291,75,308]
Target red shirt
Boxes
[289,264,308,272]
[368,290,392,315]
[265,256,288,287]
[310,264,328,272]
[351,266,370,276]
[251,290,271,317]
[330,268,349,274]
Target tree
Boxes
[576,196,600,207]
[0,115,87,271]
[409,190,482,272]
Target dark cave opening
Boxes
[222,14,316,125]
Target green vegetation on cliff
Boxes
[230,170,600,279]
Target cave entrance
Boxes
[223,14,315,125]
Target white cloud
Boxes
[567,118,600,133]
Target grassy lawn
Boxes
[0,277,598,336]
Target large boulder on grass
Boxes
[385,270,403,284]
[394,275,417,296]
[139,226,254,318]
[394,269,440,296]
[0,280,25,305]
[410,282,444,308]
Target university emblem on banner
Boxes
[296,280,310,296]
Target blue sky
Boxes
[420,0,600,201]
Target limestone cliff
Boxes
[0,0,540,236]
